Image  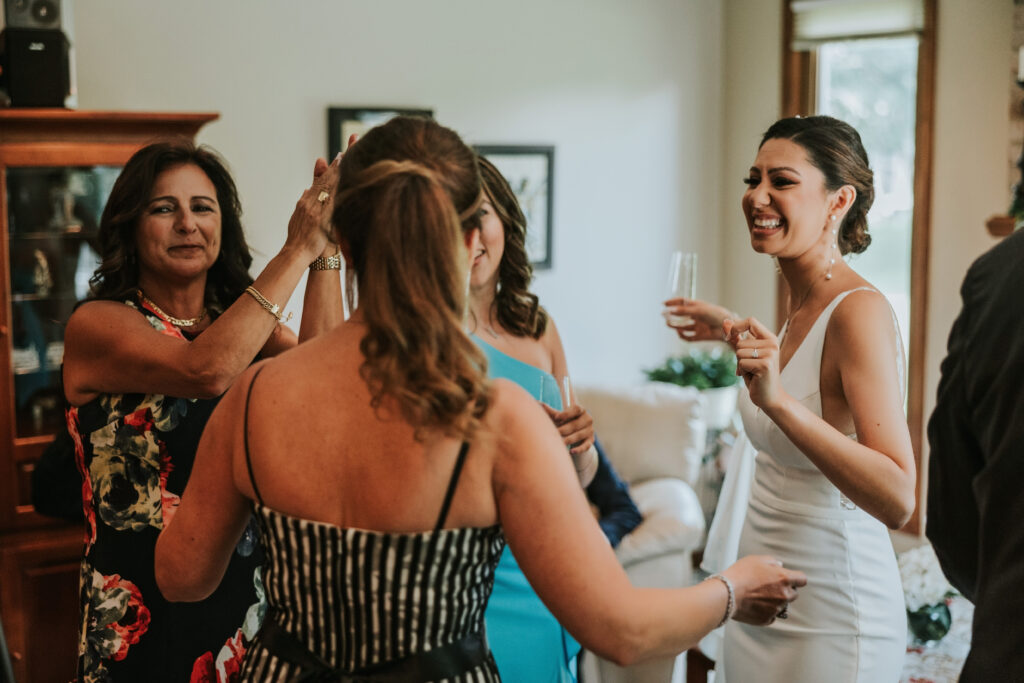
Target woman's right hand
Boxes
[722,555,807,625]
[285,155,341,263]
[663,297,734,341]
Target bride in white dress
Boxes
[666,115,915,682]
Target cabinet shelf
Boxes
[9,228,96,241]
[11,292,80,302]
[11,363,61,376]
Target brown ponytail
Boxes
[332,117,489,440]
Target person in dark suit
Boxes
[926,227,1024,682]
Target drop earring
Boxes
[826,215,837,281]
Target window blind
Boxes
[790,0,924,49]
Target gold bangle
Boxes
[310,249,342,271]
[245,286,292,322]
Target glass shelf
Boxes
[7,164,120,439]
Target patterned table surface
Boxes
[901,596,973,683]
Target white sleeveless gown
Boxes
[721,289,906,683]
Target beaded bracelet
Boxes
[705,573,735,628]
[245,285,292,322]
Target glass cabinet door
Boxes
[6,165,121,438]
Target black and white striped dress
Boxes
[240,505,505,682]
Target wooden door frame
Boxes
[780,0,937,534]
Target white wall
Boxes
[71,0,724,387]
[719,0,783,322]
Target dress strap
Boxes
[243,366,268,506]
[434,442,470,532]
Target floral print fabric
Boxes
[71,296,263,682]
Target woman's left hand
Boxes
[724,317,787,412]
[541,403,595,455]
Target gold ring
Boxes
[317,190,330,203]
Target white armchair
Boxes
[576,383,711,683]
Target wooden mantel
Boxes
[0,109,219,145]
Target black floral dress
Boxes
[67,295,264,683]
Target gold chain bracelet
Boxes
[245,286,292,322]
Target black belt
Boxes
[259,617,490,682]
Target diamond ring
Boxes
[317,190,330,203]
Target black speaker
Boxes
[0,28,69,106]
[3,0,66,31]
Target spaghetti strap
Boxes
[243,366,268,506]
[434,442,470,532]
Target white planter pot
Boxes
[701,385,739,430]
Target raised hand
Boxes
[723,555,807,625]
[723,316,785,412]
[663,297,733,341]
[286,155,342,263]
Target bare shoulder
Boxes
[537,312,568,369]
[483,378,550,437]
[827,287,901,365]
[65,299,154,347]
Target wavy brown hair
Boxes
[89,140,253,307]
[332,116,490,440]
[760,116,874,255]
[476,155,548,339]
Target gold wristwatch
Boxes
[310,250,342,271]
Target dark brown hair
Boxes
[332,116,490,439]
[760,116,874,255]
[477,155,548,339]
[89,140,253,307]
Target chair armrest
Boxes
[615,477,705,568]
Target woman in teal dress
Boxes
[471,156,602,682]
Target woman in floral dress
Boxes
[62,140,341,682]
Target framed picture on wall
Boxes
[474,144,554,270]
[327,107,433,159]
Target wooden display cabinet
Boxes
[0,109,217,682]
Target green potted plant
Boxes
[644,346,740,429]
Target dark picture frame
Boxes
[474,144,555,270]
[327,107,433,159]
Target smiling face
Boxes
[469,193,505,288]
[135,163,222,286]
[742,137,840,259]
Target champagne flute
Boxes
[663,251,697,326]
[560,375,574,411]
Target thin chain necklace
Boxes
[784,272,826,333]
[137,288,207,328]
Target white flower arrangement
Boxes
[898,543,955,612]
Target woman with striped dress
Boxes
[155,116,806,682]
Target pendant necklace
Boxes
[137,289,207,328]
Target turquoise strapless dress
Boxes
[475,336,581,682]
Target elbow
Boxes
[584,619,650,667]
[883,485,917,530]
[185,362,233,399]
[592,639,644,668]
[155,565,214,603]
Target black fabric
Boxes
[30,419,84,521]
[926,227,1024,682]
[259,617,489,682]
[243,365,269,506]
[434,441,470,532]
[585,438,642,548]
